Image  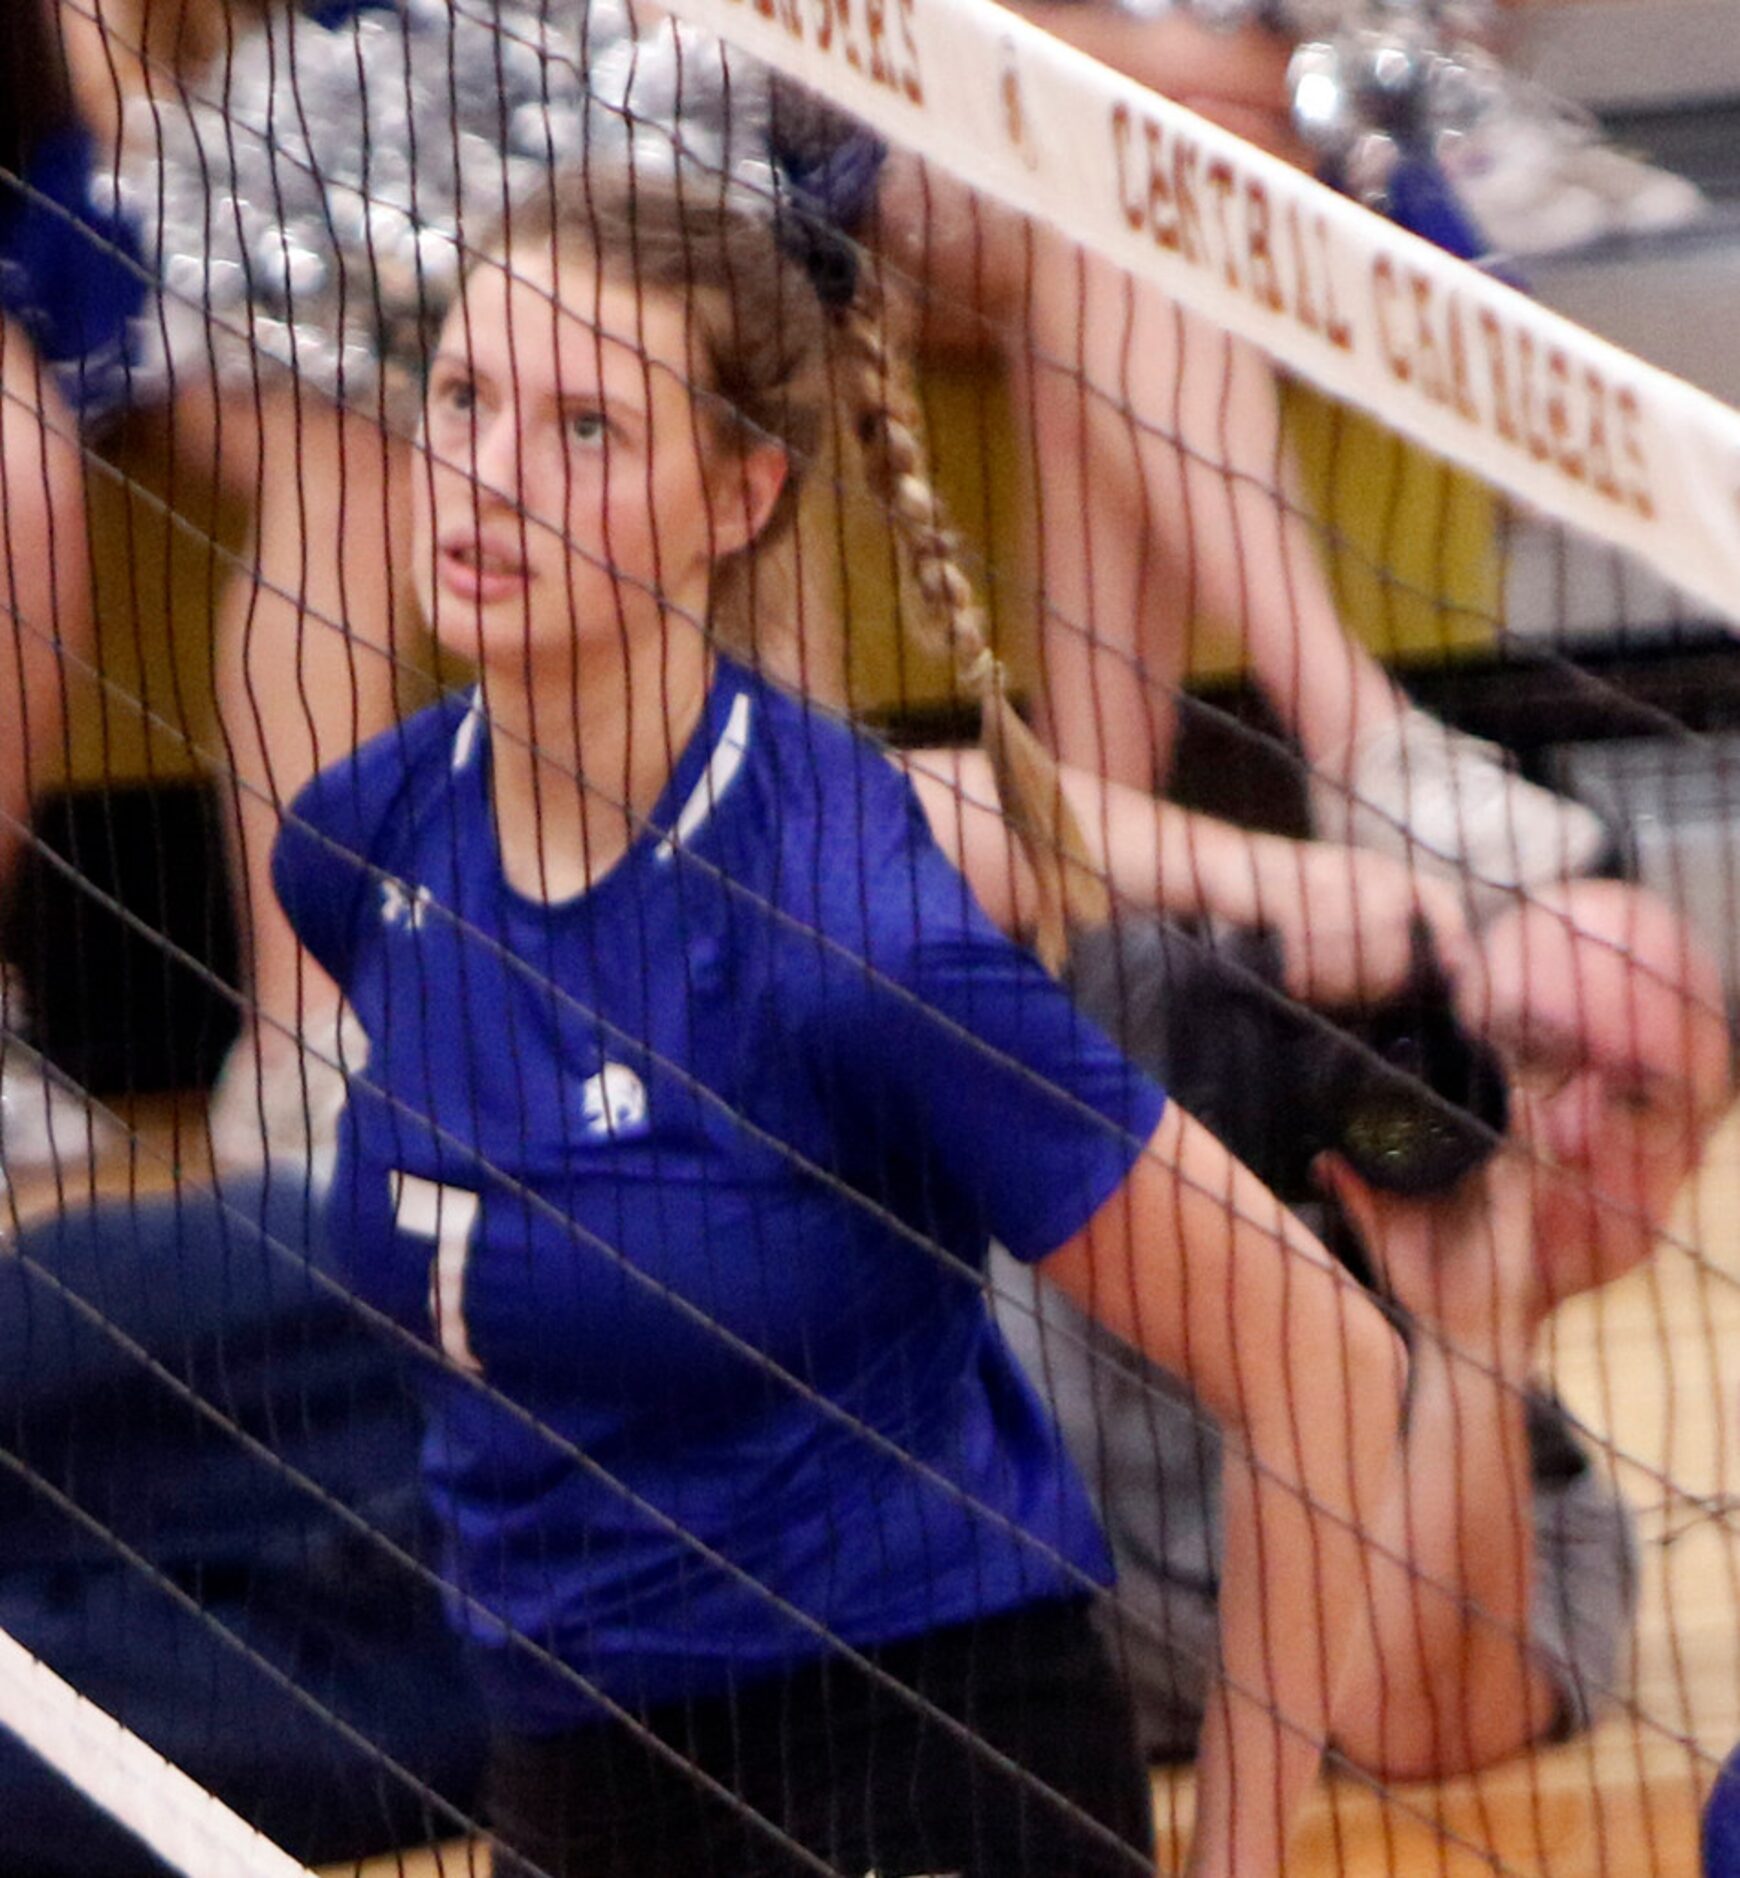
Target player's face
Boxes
[1465,891,1731,1298]
[413,243,749,679]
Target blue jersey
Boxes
[275,659,1165,1732]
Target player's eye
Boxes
[431,371,476,416]
[566,409,607,447]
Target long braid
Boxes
[834,277,1108,974]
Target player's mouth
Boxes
[438,531,534,605]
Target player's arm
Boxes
[1040,1101,1408,1878]
[1315,1155,1563,1778]
[903,745,1469,1005]
[53,0,224,145]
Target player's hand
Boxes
[1253,842,1472,1009]
[1317,1139,1541,1366]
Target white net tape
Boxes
[657,0,1740,626]
[0,1627,316,1878]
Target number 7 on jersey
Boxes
[391,1172,484,1376]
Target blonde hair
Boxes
[485,165,1108,970]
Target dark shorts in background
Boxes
[488,1597,1153,1878]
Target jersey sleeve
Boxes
[805,786,1166,1265]
[272,704,452,989]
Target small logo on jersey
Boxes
[581,1062,649,1139]
[381,879,434,931]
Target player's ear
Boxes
[708,440,789,559]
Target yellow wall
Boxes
[806,365,1040,718]
[61,436,234,789]
[1282,382,1502,671]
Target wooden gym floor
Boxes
[10,1097,1739,1878]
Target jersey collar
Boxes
[448,657,759,883]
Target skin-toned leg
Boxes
[54,0,227,149]
[1021,231,1405,789]
[0,318,114,1174]
[871,159,1402,791]
[875,149,1607,892]
[0,317,90,900]
[197,381,410,1144]
[62,2,410,1151]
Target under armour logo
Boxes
[381,879,434,931]
[580,1062,648,1139]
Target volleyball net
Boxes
[0,1,1737,1874]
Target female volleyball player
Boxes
[256,157,1531,1877]
[136,0,1609,1171]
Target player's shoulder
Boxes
[726,664,963,968]
[734,663,918,841]
[285,691,476,870]
[273,692,479,985]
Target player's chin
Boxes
[422,593,485,666]
[1591,1215,1660,1291]
[1535,1189,1656,1306]
[427,592,547,671]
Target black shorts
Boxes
[487,1598,1153,1878]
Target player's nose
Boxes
[1543,1071,1601,1170]
[467,405,527,511]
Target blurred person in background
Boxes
[0,0,155,1186]
[923,741,1733,1777]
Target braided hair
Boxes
[830,270,1110,970]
